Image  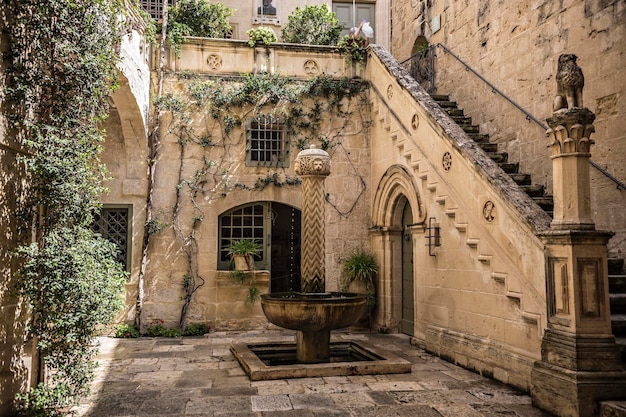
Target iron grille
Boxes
[247,116,288,167]
[92,207,130,270]
[139,0,176,20]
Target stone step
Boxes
[609,274,626,294]
[451,115,472,125]
[612,315,626,336]
[498,162,519,174]
[445,108,465,117]
[532,196,554,213]
[431,94,449,101]
[610,294,626,315]
[436,100,458,108]
[487,152,508,164]
[519,184,546,197]
[467,133,490,143]
[609,258,625,275]
[461,125,480,134]
[600,400,626,417]
[479,142,498,153]
[509,173,532,185]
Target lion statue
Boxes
[553,54,585,112]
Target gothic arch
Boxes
[372,164,425,229]
[371,165,426,332]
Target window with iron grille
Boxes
[246,116,289,167]
[218,203,267,270]
[139,0,176,20]
[92,205,132,271]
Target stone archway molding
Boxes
[371,164,425,332]
[372,164,425,229]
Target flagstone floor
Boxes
[76,330,553,416]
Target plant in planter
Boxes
[339,248,378,329]
[227,239,263,303]
[246,26,277,47]
[226,239,262,271]
[337,35,368,69]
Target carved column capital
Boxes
[546,108,595,157]
[295,145,331,177]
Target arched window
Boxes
[218,202,302,292]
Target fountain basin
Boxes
[261,292,367,363]
[261,292,367,331]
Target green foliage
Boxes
[15,227,128,414]
[137,6,158,46]
[247,286,261,304]
[114,323,140,338]
[146,321,182,337]
[340,249,378,306]
[338,35,369,68]
[167,0,233,56]
[229,269,247,284]
[246,26,277,47]
[226,239,262,257]
[5,0,132,414]
[281,5,342,46]
[183,323,211,336]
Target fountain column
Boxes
[294,145,330,294]
[294,145,331,362]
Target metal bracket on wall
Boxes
[426,217,441,256]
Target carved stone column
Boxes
[531,56,626,417]
[546,109,596,230]
[295,145,330,293]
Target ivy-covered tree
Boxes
[4,0,131,414]
[281,4,343,46]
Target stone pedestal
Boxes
[531,107,626,416]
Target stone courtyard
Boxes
[76,330,553,417]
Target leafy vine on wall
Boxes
[4,0,138,414]
[154,72,371,325]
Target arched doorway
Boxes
[401,201,414,335]
[371,165,425,333]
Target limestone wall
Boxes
[367,46,550,390]
[102,40,372,331]
[390,0,626,257]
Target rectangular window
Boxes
[139,0,176,20]
[92,205,132,271]
[218,203,268,270]
[246,116,289,167]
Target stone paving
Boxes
[76,330,553,417]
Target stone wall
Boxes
[101,40,372,331]
[390,0,626,256]
[367,46,550,390]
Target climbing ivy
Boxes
[4,0,133,414]
[157,71,370,320]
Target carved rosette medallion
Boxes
[411,114,419,130]
[207,54,222,70]
[303,60,319,75]
[482,201,496,223]
[442,151,452,171]
[295,145,331,293]
[386,84,394,100]
[546,108,595,157]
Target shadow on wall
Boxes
[0,125,32,413]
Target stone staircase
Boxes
[609,257,626,361]
[430,94,626,364]
[430,95,554,215]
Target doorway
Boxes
[269,203,301,293]
[400,201,414,335]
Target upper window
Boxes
[246,116,289,167]
[92,205,132,271]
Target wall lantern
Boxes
[426,217,441,256]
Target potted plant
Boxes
[339,248,378,329]
[226,239,262,271]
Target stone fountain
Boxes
[231,146,411,380]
